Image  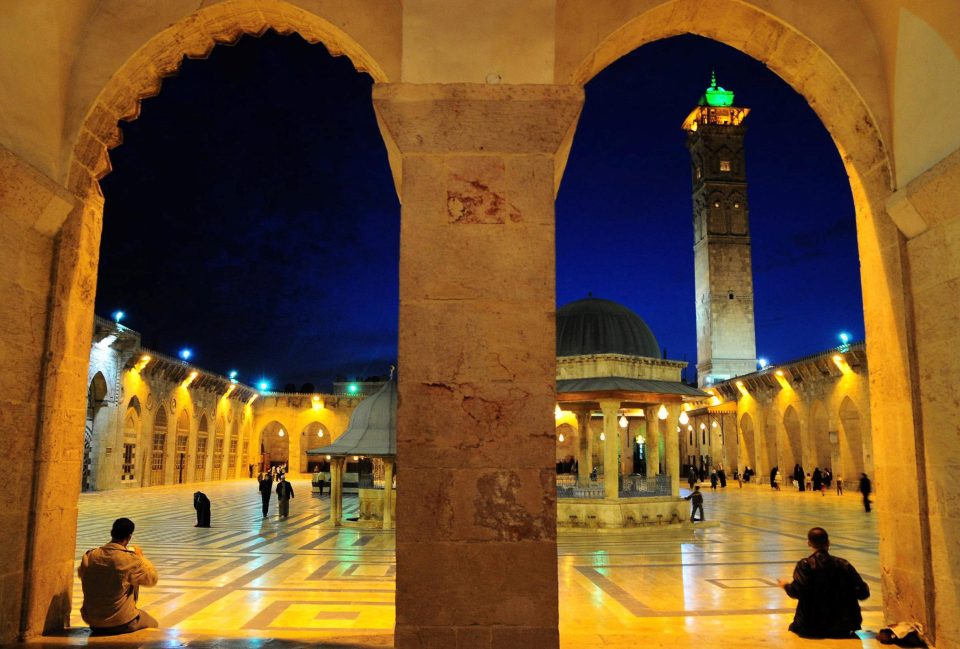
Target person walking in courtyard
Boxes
[770,466,778,489]
[709,470,718,490]
[778,527,870,638]
[859,473,872,512]
[258,472,273,518]
[276,475,295,518]
[78,517,159,635]
[836,471,844,495]
[684,485,704,522]
[687,467,697,490]
[717,465,727,488]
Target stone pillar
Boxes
[599,400,620,501]
[374,83,582,649]
[382,459,395,530]
[332,457,344,527]
[664,404,681,496]
[645,408,660,476]
[575,408,592,484]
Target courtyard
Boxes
[31,479,883,647]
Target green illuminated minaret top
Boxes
[699,71,735,107]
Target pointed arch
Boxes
[839,396,865,481]
[783,406,802,471]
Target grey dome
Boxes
[557,298,661,358]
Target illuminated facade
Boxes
[683,74,758,387]
[83,316,359,491]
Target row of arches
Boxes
[83,369,340,490]
[739,396,866,483]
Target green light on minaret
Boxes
[700,71,735,107]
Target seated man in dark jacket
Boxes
[779,527,870,638]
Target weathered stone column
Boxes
[331,457,344,527]
[599,400,620,500]
[575,408,592,484]
[382,459,395,529]
[373,83,583,648]
[664,404,681,496]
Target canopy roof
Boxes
[557,377,708,397]
[307,378,396,458]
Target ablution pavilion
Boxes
[553,298,707,526]
[1,2,958,648]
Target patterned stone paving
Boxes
[26,480,883,647]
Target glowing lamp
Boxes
[775,370,784,377]
[224,384,236,398]
[700,422,707,430]
[758,357,769,369]
[558,432,565,443]
[839,332,850,344]
[599,432,606,442]
[258,380,270,391]
[178,348,192,361]
[635,435,644,444]
[347,383,359,394]
[687,425,693,431]
[353,456,359,461]
[325,454,331,460]
[278,429,285,437]
[554,405,562,418]
[317,430,324,437]
[657,404,668,420]
[619,415,628,428]
[112,310,125,323]
[312,395,324,411]
[712,420,718,428]
[679,411,689,425]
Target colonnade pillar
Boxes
[374,83,583,648]
[645,408,660,476]
[382,459,395,529]
[330,457,344,527]
[574,408,592,484]
[664,404,681,496]
[599,400,620,500]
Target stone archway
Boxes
[121,396,141,485]
[259,420,290,470]
[783,406,803,475]
[301,421,330,472]
[810,401,831,471]
[149,405,169,486]
[174,410,191,485]
[83,372,108,491]
[739,412,756,474]
[195,414,210,482]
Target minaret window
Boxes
[720,160,731,172]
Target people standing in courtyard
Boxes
[812,468,823,495]
[78,517,159,635]
[193,491,211,527]
[687,467,697,490]
[772,466,781,490]
[778,527,870,638]
[276,475,295,518]
[258,472,273,517]
[684,485,704,522]
[795,464,806,492]
[859,473,872,512]
[717,466,727,488]
[836,471,844,495]
[710,470,718,490]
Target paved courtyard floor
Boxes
[27,479,883,647]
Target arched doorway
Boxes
[121,397,141,484]
[195,414,209,481]
[228,419,240,479]
[762,417,778,479]
[150,405,168,486]
[301,421,330,472]
[260,421,290,470]
[174,410,190,484]
[83,373,108,491]
[212,417,225,480]
[839,397,865,482]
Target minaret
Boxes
[682,72,758,386]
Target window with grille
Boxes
[195,436,207,472]
[719,160,731,171]
[122,444,136,480]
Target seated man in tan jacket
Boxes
[78,517,159,635]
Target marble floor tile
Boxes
[23,480,883,647]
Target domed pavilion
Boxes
[554,298,708,526]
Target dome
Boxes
[557,298,661,358]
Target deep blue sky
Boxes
[96,32,863,390]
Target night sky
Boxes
[96,32,863,390]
